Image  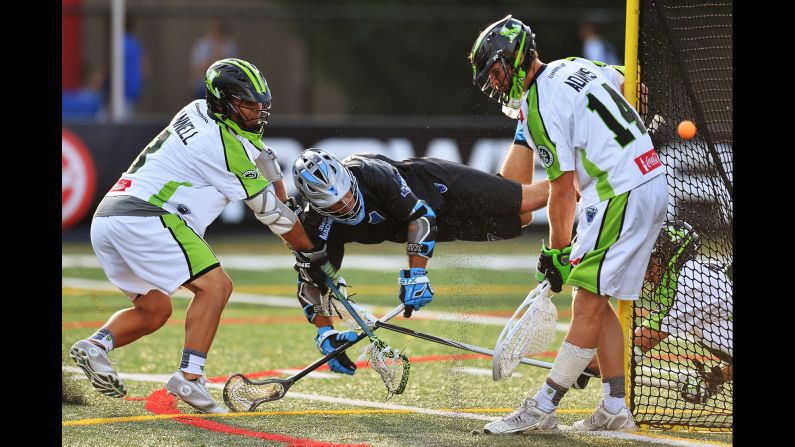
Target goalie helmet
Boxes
[469,15,537,118]
[293,149,365,225]
[205,58,272,142]
[652,220,700,272]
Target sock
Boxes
[534,379,568,413]
[89,328,115,352]
[602,376,627,413]
[179,348,207,376]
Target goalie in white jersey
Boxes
[69,58,323,414]
[470,16,667,433]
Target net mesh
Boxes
[223,375,286,412]
[365,339,410,398]
[632,0,733,430]
[494,284,557,379]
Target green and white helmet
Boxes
[205,58,272,142]
[469,15,537,118]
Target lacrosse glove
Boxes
[535,242,572,293]
[294,244,337,294]
[399,267,434,311]
[315,326,358,375]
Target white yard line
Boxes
[62,366,727,447]
[62,277,571,332]
[63,254,537,272]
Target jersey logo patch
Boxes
[110,178,131,192]
[585,206,597,224]
[536,145,554,168]
[434,182,448,194]
[242,169,259,179]
[634,149,662,174]
[177,204,191,215]
[396,172,411,197]
[368,210,385,224]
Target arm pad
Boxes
[245,184,298,235]
[254,146,283,182]
[406,200,437,258]
[297,281,323,323]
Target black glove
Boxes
[294,244,337,293]
[535,241,572,293]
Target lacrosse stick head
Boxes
[223,374,292,412]
[321,285,377,331]
[365,338,410,398]
[492,281,557,380]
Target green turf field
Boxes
[62,236,732,446]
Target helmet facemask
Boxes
[225,98,271,137]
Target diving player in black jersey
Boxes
[290,148,549,375]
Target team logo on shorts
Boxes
[537,145,554,168]
[585,206,597,224]
[434,183,448,194]
[242,169,259,179]
[177,204,191,215]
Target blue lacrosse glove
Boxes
[399,267,434,311]
[315,326,358,375]
[535,242,572,293]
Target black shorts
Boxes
[396,157,523,242]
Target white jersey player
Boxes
[470,15,667,433]
[69,58,321,414]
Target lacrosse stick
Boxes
[492,280,558,380]
[374,320,560,371]
[324,278,410,398]
[223,303,406,412]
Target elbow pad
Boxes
[245,184,297,235]
[254,146,283,182]
[406,200,437,258]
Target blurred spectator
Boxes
[87,16,149,120]
[579,19,619,65]
[191,20,238,99]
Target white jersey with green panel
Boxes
[513,57,664,206]
[105,100,269,236]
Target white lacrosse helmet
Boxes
[293,149,365,225]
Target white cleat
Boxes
[572,400,638,431]
[166,371,228,414]
[483,398,559,434]
[69,339,127,398]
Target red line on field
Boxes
[145,352,524,444]
[145,389,368,447]
[62,315,307,329]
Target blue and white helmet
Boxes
[293,149,365,225]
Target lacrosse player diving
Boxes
[289,148,551,375]
[469,15,667,432]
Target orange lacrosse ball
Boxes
[677,120,697,140]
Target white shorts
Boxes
[90,214,220,299]
[567,175,668,300]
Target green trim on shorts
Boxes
[160,214,219,277]
[567,191,630,295]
